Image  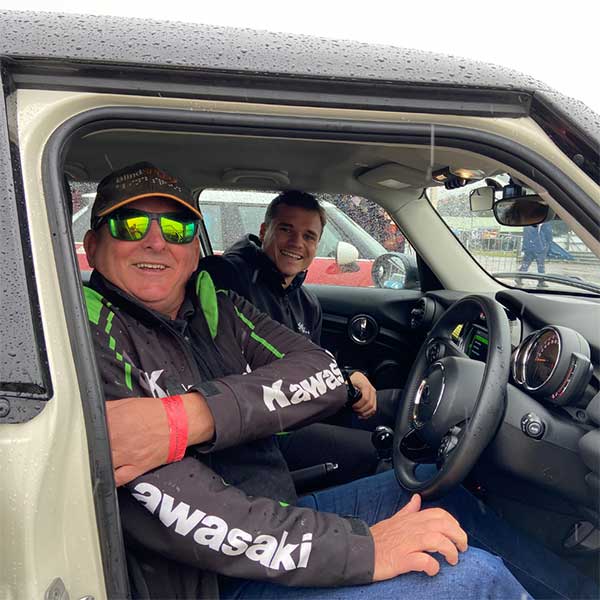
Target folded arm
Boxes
[87,286,346,485]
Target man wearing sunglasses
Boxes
[82,162,531,599]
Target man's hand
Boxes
[370,494,468,581]
[349,371,377,419]
[105,392,215,486]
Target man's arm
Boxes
[86,285,347,483]
[119,457,374,587]
[109,290,349,464]
[106,392,215,486]
[120,459,467,586]
[195,290,348,451]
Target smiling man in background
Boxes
[198,190,402,487]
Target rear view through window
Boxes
[198,189,417,288]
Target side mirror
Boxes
[469,186,495,212]
[371,252,419,289]
[493,197,549,226]
[335,240,359,266]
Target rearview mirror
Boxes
[493,197,549,226]
[469,186,494,212]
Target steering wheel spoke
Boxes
[399,428,439,464]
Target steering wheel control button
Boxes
[426,341,445,363]
[438,432,459,459]
[521,413,546,439]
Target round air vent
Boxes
[348,314,378,345]
[410,297,437,330]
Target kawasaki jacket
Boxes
[84,270,374,597]
[199,234,322,343]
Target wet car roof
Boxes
[0,10,559,90]
[0,10,598,146]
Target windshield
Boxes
[429,179,600,294]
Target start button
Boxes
[521,413,546,439]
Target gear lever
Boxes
[371,426,394,461]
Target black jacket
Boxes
[84,270,373,597]
[199,234,322,344]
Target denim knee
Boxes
[456,548,529,599]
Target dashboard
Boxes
[414,288,600,516]
[412,289,600,410]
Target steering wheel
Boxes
[394,295,511,500]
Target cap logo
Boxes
[114,167,182,191]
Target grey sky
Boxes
[2,0,599,114]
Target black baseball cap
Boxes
[91,162,201,222]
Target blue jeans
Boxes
[519,251,547,274]
[221,548,526,599]
[222,470,569,599]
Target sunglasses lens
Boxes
[108,213,150,241]
[160,215,198,243]
[105,210,197,243]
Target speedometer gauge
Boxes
[511,325,592,404]
[524,328,560,390]
[511,334,534,385]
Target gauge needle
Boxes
[535,358,549,363]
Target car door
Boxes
[0,74,128,599]
[314,283,425,389]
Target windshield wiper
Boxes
[493,271,600,294]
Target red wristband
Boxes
[161,395,188,463]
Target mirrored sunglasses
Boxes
[94,209,199,244]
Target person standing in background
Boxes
[517,222,553,287]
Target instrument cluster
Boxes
[458,319,594,406]
[511,326,593,405]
